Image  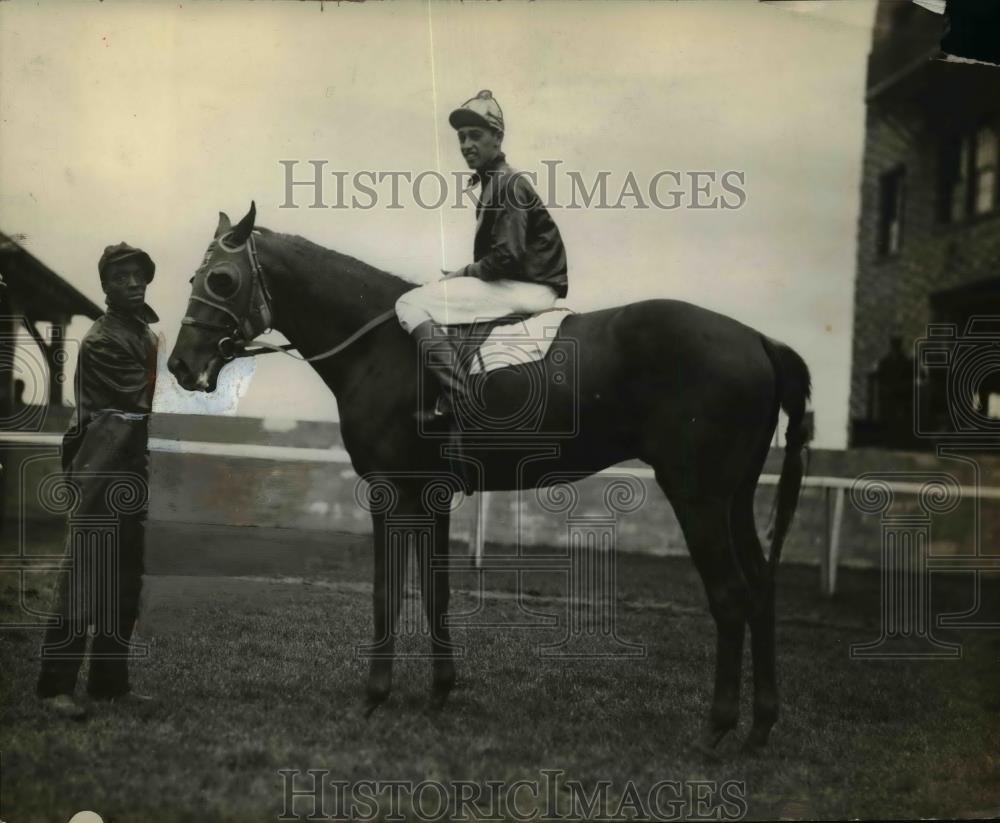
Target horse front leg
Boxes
[364,509,405,717]
[419,509,456,710]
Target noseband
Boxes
[181,230,395,363]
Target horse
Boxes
[168,203,811,752]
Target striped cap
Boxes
[448,89,505,134]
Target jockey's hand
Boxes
[439,268,465,281]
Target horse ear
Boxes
[230,201,257,245]
[215,211,232,238]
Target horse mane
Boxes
[256,226,417,296]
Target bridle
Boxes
[181,230,395,363]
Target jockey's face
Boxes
[456,126,502,173]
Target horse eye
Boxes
[206,268,238,299]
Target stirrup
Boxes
[413,396,451,425]
[434,395,452,417]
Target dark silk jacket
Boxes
[62,305,158,482]
[456,154,569,299]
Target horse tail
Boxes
[760,336,812,571]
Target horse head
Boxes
[168,202,269,391]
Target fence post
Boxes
[471,491,489,568]
[820,486,832,594]
[828,487,845,596]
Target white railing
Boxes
[613,465,1000,595]
[6,432,1000,595]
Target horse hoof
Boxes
[741,727,771,754]
[364,685,390,719]
[691,739,723,762]
[362,698,384,720]
[428,687,450,713]
[427,659,456,711]
[692,728,730,760]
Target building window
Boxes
[877,167,905,257]
[939,118,999,223]
[940,136,970,223]
[973,124,998,215]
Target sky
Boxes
[0,0,876,448]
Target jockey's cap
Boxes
[99,242,155,283]
[448,89,505,134]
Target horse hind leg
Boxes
[668,490,750,754]
[731,483,779,751]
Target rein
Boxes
[181,230,397,363]
[235,308,397,362]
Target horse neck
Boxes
[255,231,413,386]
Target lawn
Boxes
[1,524,998,822]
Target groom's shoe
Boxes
[40,693,88,721]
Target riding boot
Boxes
[409,321,469,423]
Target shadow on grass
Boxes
[1,532,998,822]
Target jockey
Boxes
[395,89,568,422]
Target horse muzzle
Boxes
[167,352,220,393]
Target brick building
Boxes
[849,1,1000,448]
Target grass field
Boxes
[2,523,999,822]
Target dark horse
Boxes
[169,204,811,751]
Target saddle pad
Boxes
[468,308,575,375]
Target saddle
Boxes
[455,312,533,339]
[446,313,533,374]
[442,308,574,376]
[425,310,572,494]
